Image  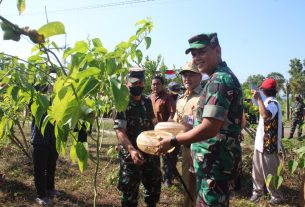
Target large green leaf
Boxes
[130,44,137,60]
[70,144,77,164]
[136,49,143,63]
[288,160,298,174]
[76,142,89,173]
[76,67,101,79]
[3,29,21,41]
[38,94,50,109]
[296,146,305,157]
[144,36,151,49]
[92,38,103,47]
[7,85,19,102]
[4,119,13,137]
[55,124,68,155]
[40,115,50,136]
[72,41,89,54]
[0,117,7,139]
[266,174,273,188]
[79,53,94,68]
[135,19,147,26]
[37,21,65,38]
[106,59,117,76]
[274,175,283,189]
[31,101,43,128]
[110,78,129,112]
[298,158,305,168]
[277,160,283,176]
[17,0,26,15]
[51,91,80,128]
[31,94,49,127]
[76,77,99,99]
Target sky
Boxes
[0,0,305,83]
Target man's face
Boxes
[181,71,202,91]
[296,96,300,102]
[151,79,163,94]
[191,45,220,74]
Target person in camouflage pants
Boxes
[114,67,162,207]
[289,94,305,139]
[156,33,243,207]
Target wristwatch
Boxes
[170,136,179,147]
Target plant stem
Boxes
[15,120,30,150]
[93,110,101,207]
[10,135,31,160]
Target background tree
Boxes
[141,56,183,95]
[142,54,167,94]
[267,72,285,93]
[288,58,305,97]
[241,74,265,90]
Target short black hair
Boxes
[152,76,164,85]
[262,88,277,97]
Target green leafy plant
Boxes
[0,13,154,206]
[266,161,283,190]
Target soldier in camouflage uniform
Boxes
[156,33,243,207]
[114,67,162,207]
[289,94,305,139]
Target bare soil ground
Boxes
[0,121,304,207]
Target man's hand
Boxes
[181,122,193,132]
[251,89,261,100]
[156,137,172,155]
[129,149,144,165]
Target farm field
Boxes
[0,119,304,207]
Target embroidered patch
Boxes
[209,83,219,94]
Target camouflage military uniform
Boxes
[289,99,305,138]
[191,62,243,206]
[114,95,162,207]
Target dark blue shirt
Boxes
[31,114,55,146]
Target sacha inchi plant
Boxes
[0,3,154,205]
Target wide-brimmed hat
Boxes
[179,62,200,74]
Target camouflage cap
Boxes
[179,61,200,74]
[126,66,145,83]
[185,33,219,54]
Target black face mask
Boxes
[129,86,144,96]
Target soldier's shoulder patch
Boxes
[208,82,219,94]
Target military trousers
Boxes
[290,119,303,138]
[118,148,162,207]
[162,145,180,182]
[191,137,241,207]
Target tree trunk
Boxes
[300,173,305,207]
[286,83,290,120]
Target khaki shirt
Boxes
[174,85,203,124]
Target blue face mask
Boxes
[129,86,144,96]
